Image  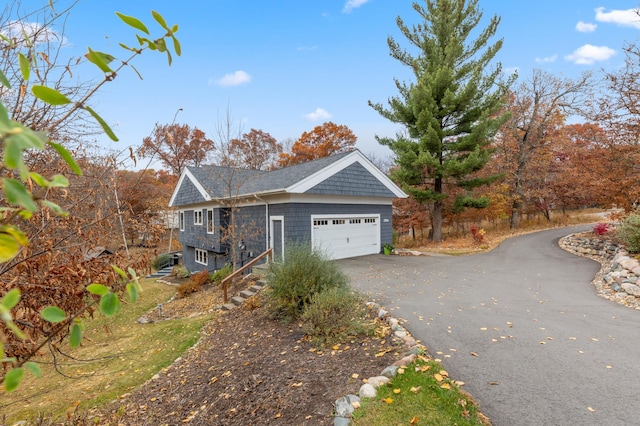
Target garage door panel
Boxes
[312,216,380,260]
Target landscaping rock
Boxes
[366,376,390,388]
[334,417,351,426]
[392,353,416,367]
[334,394,360,417]
[381,365,399,378]
[621,283,640,297]
[358,383,377,398]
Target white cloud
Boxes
[1,20,67,47]
[343,0,370,13]
[214,70,251,87]
[576,21,597,33]
[564,44,616,65]
[595,7,640,29]
[304,107,332,121]
[535,54,558,63]
[296,45,318,51]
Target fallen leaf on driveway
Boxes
[470,352,479,357]
[587,407,595,412]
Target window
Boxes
[365,218,376,223]
[179,211,184,231]
[313,219,328,226]
[349,218,362,224]
[207,209,214,234]
[194,210,203,225]
[332,219,345,225]
[195,248,208,265]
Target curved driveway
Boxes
[338,226,640,426]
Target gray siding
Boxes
[173,177,207,206]
[180,205,267,273]
[305,163,396,198]
[270,203,393,253]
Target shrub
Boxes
[593,222,609,236]
[265,243,348,322]
[301,287,374,346]
[151,253,171,270]
[210,264,233,285]
[176,270,209,298]
[617,213,640,253]
[470,225,485,244]
[172,264,190,279]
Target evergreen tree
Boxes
[370,0,513,241]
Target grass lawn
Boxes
[352,356,489,425]
[1,278,211,423]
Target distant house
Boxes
[168,150,407,272]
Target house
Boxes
[168,149,407,273]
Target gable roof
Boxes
[169,150,407,207]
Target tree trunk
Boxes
[510,202,519,229]
[432,199,443,242]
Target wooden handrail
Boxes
[222,247,273,303]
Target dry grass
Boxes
[0,279,210,423]
[398,208,608,255]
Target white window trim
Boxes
[207,209,214,234]
[194,210,203,226]
[195,248,208,265]
[179,211,185,231]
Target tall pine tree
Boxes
[370,0,513,241]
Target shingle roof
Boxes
[186,151,353,199]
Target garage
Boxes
[311,215,380,260]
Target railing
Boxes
[156,251,181,271]
[222,248,273,303]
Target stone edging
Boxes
[332,302,439,425]
[559,233,640,310]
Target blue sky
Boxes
[16,1,640,165]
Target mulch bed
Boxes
[95,290,400,425]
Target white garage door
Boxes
[311,215,380,260]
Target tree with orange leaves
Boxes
[226,128,282,170]
[139,123,215,176]
[278,122,356,167]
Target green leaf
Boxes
[111,265,128,279]
[41,306,66,323]
[3,178,39,212]
[1,289,21,309]
[5,320,26,339]
[156,38,166,53]
[48,142,82,176]
[0,69,11,88]
[85,48,115,73]
[24,362,41,378]
[127,267,138,280]
[3,138,26,173]
[86,283,109,296]
[165,50,172,66]
[0,224,29,246]
[31,85,71,105]
[18,53,30,81]
[126,282,138,303]
[4,367,24,392]
[48,174,69,188]
[39,200,68,217]
[152,11,169,30]
[29,172,48,187]
[115,12,149,34]
[84,106,118,141]
[69,322,83,348]
[100,293,121,317]
[172,36,182,56]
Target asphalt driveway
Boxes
[338,226,640,426]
